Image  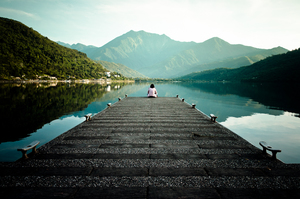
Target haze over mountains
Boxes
[180,48,300,82]
[58,30,288,78]
[0,17,295,82]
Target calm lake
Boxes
[0,82,299,163]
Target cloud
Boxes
[0,7,38,20]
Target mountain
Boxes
[61,30,288,78]
[60,30,197,72]
[179,48,300,82]
[57,41,98,56]
[96,60,148,78]
[166,46,288,78]
[140,41,287,78]
[0,17,106,80]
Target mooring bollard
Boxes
[192,104,196,108]
[259,141,281,159]
[118,97,121,101]
[210,114,217,122]
[17,141,40,159]
[85,114,92,121]
[125,94,128,97]
[107,103,111,108]
[176,95,179,98]
[182,98,185,102]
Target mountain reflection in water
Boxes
[0,82,299,163]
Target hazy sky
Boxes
[1,0,299,50]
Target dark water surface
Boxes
[0,82,299,163]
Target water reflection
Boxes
[222,112,300,163]
[0,82,144,161]
[0,83,108,143]
[0,82,299,163]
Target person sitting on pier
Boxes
[147,84,158,98]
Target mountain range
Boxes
[58,30,288,78]
[179,48,300,82]
[1,17,294,82]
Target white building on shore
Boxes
[105,72,111,78]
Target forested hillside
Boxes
[96,60,147,78]
[180,48,300,82]
[0,17,106,80]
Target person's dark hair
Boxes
[150,84,155,88]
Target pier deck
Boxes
[1,97,300,198]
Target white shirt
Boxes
[148,88,157,97]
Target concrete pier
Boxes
[1,97,300,198]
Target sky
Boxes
[1,0,300,50]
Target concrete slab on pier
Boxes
[1,97,300,198]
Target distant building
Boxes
[49,76,57,80]
[106,85,111,92]
[105,72,111,77]
[37,75,57,80]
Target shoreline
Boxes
[0,79,135,84]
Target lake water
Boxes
[0,82,299,163]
